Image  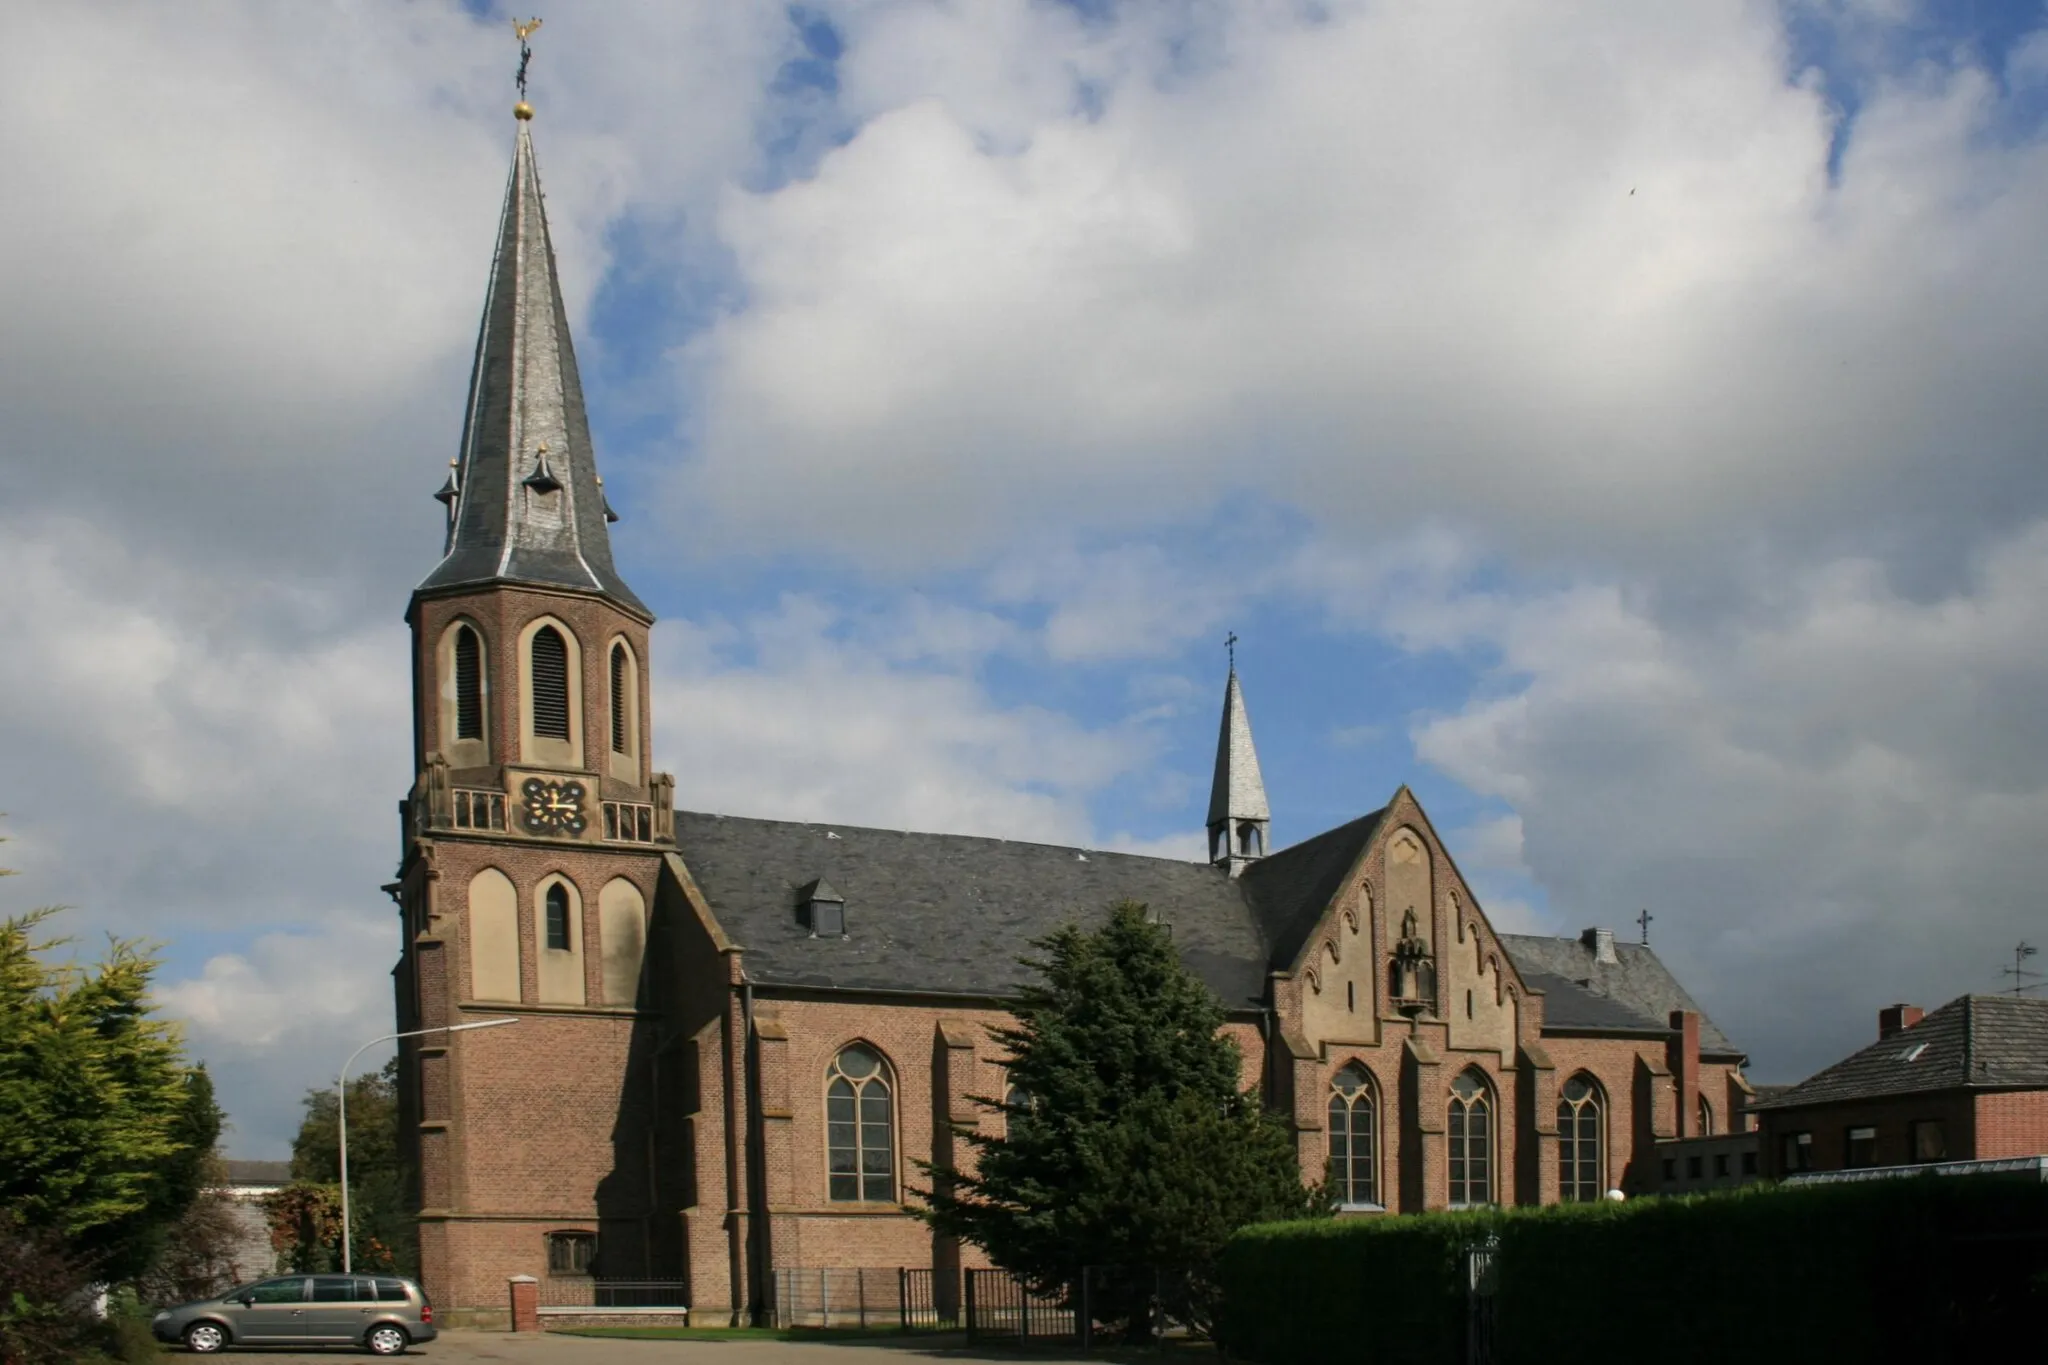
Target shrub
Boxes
[1216,1207,1500,1365]
[1217,1175,2048,1365]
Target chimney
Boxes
[1878,1003,1923,1039]
[1581,927,1618,965]
[1668,1009,1701,1138]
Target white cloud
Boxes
[156,917,400,1154]
[678,1,2048,584]
[1408,520,2048,1080]
[653,596,1158,843]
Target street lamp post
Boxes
[338,1017,517,1274]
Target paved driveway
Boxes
[196,1331,1092,1365]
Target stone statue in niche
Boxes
[1390,904,1436,1015]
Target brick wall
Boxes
[1756,1090,1982,1177]
[1974,1090,2048,1159]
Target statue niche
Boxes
[1389,905,1436,1016]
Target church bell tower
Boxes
[391,91,675,1308]
[405,107,672,845]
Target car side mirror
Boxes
[237,1295,254,1307]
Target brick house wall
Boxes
[1975,1091,2048,1158]
[1756,1092,1980,1178]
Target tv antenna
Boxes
[2003,941,2043,996]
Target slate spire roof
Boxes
[416,120,647,617]
[1207,667,1271,831]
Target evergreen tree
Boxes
[0,906,220,1281]
[921,901,1324,1334]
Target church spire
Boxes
[1207,644,1271,875]
[415,114,648,618]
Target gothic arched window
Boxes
[454,625,484,741]
[1449,1069,1494,1206]
[827,1044,895,1203]
[544,882,571,952]
[1328,1063,1378,1208]
[531,626,571,741]
[1557,1074,1604,1202]
[609,644,630,754]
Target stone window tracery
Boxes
[827,1044,895,1203]
[1328,1063,1378,1208]
[1557,1073,1604,1202]
[1449,1068,1494,1206]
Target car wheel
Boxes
[184,1322,228,1354]
[365,1324,410,1356]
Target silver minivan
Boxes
[151,1273,437,1354]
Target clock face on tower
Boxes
[521,778,587,837]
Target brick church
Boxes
[390,111,1752,1324]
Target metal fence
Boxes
[772,1267,955,1330]
[964,1267,1203,1347]
[769,1265,1201,1343]
[963,1269,1077,1342]
[1464,1236,1498,1365]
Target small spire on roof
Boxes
[434,460,460,506]
[596,474,619,524]
[522,442,563,494]
[1207,639,1270,876]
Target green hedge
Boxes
[1216,1208,1500,1365]
[1216,1177,2048,1365]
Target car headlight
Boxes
[153,1311,169,1321]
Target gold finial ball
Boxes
[514,101,535,120]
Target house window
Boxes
[1238,823,1262,856]
[1697,1094,1714,1136]
[1910,1120,1946,1163]
[454,626,484,741]
[1328,1063,1378,1208]
[1448,1069,1493,1206]
[609,644,630,754]
[544,883,571,951]
[1741,1150,1758,1176]
[1845,1126,1878,1169]
[1661,1158,1676,1183]
[827,1044,894,1203]
[1783,1131,1813,1173]
[546,1231,596,1275]
[1555,1074,1603,1202]
[1687,1155,1703,1179]
[531,626,571,740]
[1346,980,1356,1013]
[1713,1153,1729,1177]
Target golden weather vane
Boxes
[513,18,543,118]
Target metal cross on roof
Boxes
[1636,908,1653,944]
[514,18,542,100]
[1226,631,1238,670]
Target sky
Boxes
[2,0,2045,1157]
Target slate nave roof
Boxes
[670,806,1741,1056]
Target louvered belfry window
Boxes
[531,626,571,740]
[610,644,629,754]
[454,626,484,741]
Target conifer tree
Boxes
[921,900,1323,1333]
[0,819,223,1287]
